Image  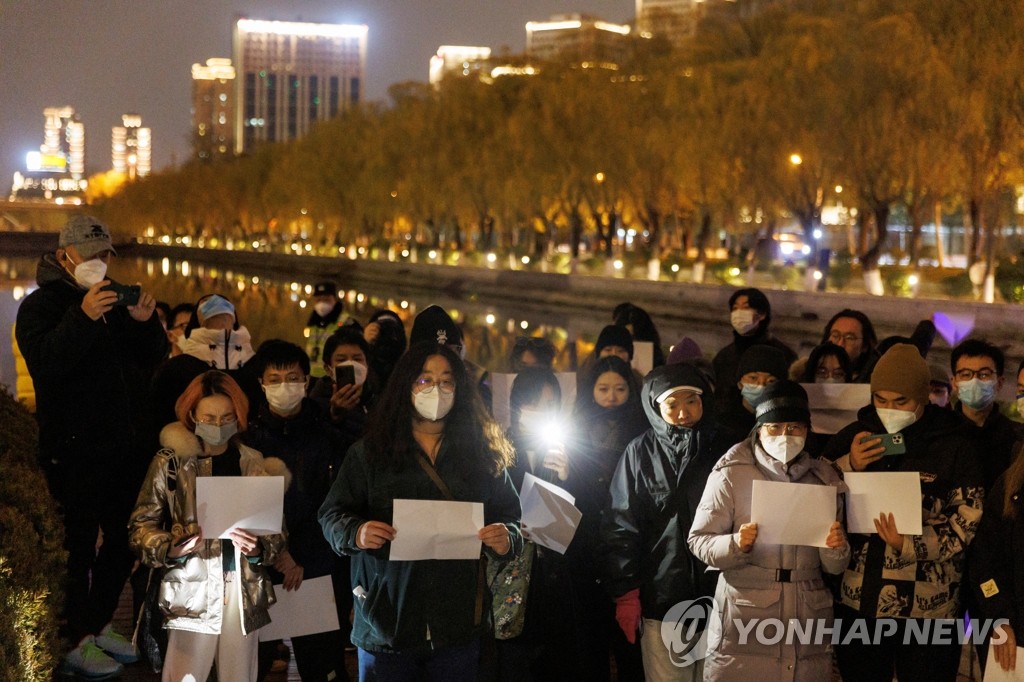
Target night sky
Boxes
[0,0,632,194]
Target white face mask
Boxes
[314,301,335,318]
[195,420,237,446]
[760,435,806,463]
[70,257,108,288]
[264,381,306,414]
[413,386,455,421]
[876,407,918,434]
[730,308,758,335]
[335,360,368,387]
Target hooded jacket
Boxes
[129,423,289,636]
[688,435,849,681]
[822,403,985,619]
[15,253,168,464]
[600,362,730,619]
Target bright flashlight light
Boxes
[487,253,497,263]
[813,270,823,281]
[485,313,496,325]
[613,259,623,270]
[908,274,920,287]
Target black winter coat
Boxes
[970,469,1024,641]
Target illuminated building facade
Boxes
[112,113,151,178]
[635,0,704,47]
[525,14,631,65]
[233,18,368,153]
[10,106,87,203]
[429,46,492,85]
[192,58,236,161]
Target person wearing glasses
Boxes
[130,370,288,682]
[319,342,522,681]
[689,380,849,682]
[821,309,879,383]
[821,344,984,682]
[166,302,195,358]
[950,339,1024,490]
[799,343,852,384]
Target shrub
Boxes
[828,251,854,291]
[0,389,66,681]
[940,272,973,299]
[996,257,1024,303]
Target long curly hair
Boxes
[364,343,514,475]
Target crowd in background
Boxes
[15,215,1024,682]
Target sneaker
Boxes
[60,636,124,679]
[94,624,139,665]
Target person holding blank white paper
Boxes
[821,343,985,682]
[129,370,288,682]
[318,342,522,681]
[689,380,848,681]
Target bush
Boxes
[0,389,66,681]
[828,251,854,291]
[996,258,1024,303]
[881,266,915,297]
[941,272,973,298]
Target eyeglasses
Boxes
[413,378,456,394]
[263,376,306,386]
[828,331,861,344]
[954,368,998,382]
[193,413,237,426]
[815,367,847,380]
[762,423,808,436]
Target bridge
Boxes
[0,199,80,233]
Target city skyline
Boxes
[0,0,631,194]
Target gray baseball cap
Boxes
[59,215,116,259]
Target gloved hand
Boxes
[615,588,642,644]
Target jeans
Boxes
[357,637,480,682]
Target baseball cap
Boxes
[59,215,116,259]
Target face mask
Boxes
[876,407,918,434]
[195,420,237,446]
[70,257,108,288]
[957,378,997,411]
[730,309,758,335]
[335,360,368,387]
[264,381,306,414]
[740,382,766,407]
[413,387,455,421]
[930,393,950,408]
[314,301,335,318]
[760,435,806,464]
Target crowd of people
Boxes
[15,215,1024,682]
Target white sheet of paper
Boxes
[632,341,654,376]
[196,476,284,538]
[490,372,578,429]
[520,472,582,554]
[983,646,1024,682]
[844,472,924,535]
[259,575,340,641]
[749,480,835,548]
[801,383,871,434]
[389,499,484,561]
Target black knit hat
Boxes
[755,380,811,426]
[735,345,789,382]
[409,304,462,348]
[595,324,634,360]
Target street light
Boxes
[789,153,803,166]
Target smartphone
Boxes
[102,279,141,306]
[334,364,356,387]
[860,432,906,456]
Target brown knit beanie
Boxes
[871,343,929,406]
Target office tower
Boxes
[525,14,631,65]
[429,46,493,85]
[233,18,368,153]
[192,58,236,161]
[112,113,151,178]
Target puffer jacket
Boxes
[688,436,849,681]
[600,362,730,620]
[129,422,288,636]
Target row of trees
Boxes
[96,0,1024,291]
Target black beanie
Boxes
[735,345,789,382]
[755,380,811,426]
[409,305,462,348]
[596,325,634,360]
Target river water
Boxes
[1,253,751,395]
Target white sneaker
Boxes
[60,635,124,679]
[94,624,139,664]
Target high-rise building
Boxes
[525,14,631,65]
[10,106,87,202]
[635,0,704,48]
[232,18,368,154]
[192,58,236,161]
[429,46,492,86]
[112,113,151,178]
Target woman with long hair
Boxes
[319,342,522,681]
[129,370,288,682]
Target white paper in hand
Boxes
[983,644,1024,681]
[749,479,836,548]
[520,472,582,554]
[259,575,340,641]
[389,499,484,561]
[196,476,284,538]
[844,472,923,536]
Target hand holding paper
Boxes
[389,499,484,561]
[749,480,836,548]
[196,476,284,538]
[844,472,923,536]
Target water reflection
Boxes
[1,254,734,392]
